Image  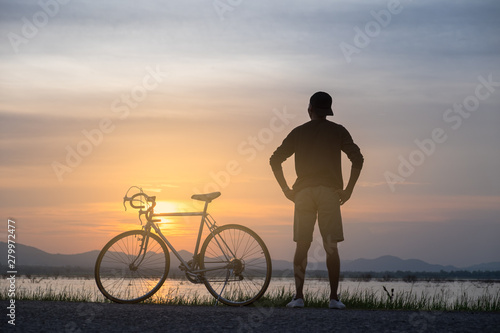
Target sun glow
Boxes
[153,200,183,226]
[151,201,200,239]
[155,201,181,214]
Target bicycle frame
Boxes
[140,199,235,275]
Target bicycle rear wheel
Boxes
[95,230,170,303]
[200,224,272,306]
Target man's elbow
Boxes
[269,155,279,168]
[270,161,281,172]
[352,156,364,170]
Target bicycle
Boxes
[95,186,272,306]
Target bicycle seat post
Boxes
[202,200,210,216]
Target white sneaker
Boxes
[329,299,346,309]
[286,297,304,308]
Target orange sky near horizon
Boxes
[1,90,499,265]
[2,105,500,266]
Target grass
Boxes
[1,285,100,303]
[2,281,499,312]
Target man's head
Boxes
[308,91,334,118]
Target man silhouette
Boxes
[270,91,364,309]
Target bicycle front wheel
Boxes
[200,224,272,306]
[95,230,170,303]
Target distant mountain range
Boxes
[2,241,500,273]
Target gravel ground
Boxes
[2,300,499,333]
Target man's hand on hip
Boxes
[283,188,295,202]
[335,188,353,205]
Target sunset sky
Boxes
[1,0,499,267]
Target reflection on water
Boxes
[1,277,498,305]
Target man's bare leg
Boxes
[293,241,311,299]
[324,241,340,300]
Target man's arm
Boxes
[271,166,289,190]
[270,133,295,202]
[338,126,364,205]
[271,165,295,201]
[336,167,361,205]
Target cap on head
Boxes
[309,91,334,116]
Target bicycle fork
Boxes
[129,229,151,271]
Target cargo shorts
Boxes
[293,185,344,244]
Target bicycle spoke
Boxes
[200,225,271,306]
[95,230,169,303]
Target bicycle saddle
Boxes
[191,192,221,202]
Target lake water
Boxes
[3,276,499,306]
